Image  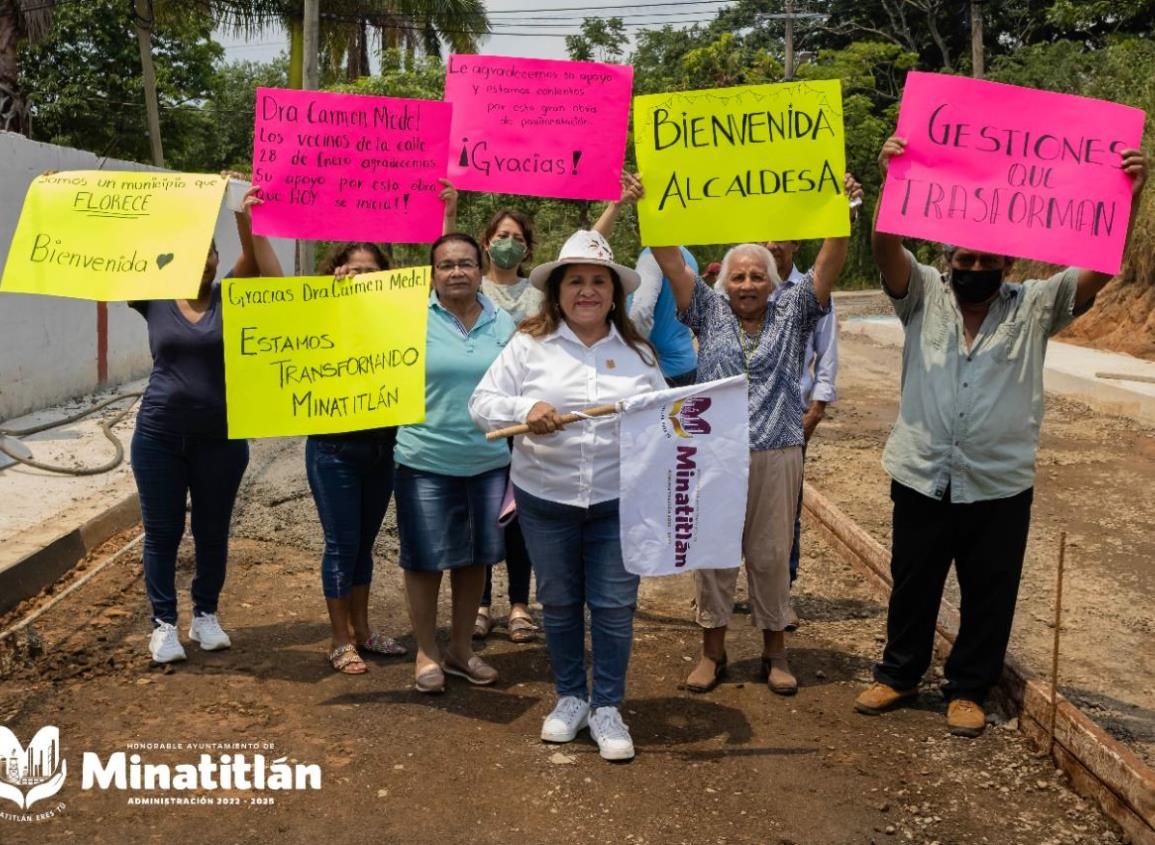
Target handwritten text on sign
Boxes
[250,87,451,243]
[634,81,849,246]
[445,54,633,200]
[222,267,430,438]
[877,72,1145,275]
[0,171,225,301]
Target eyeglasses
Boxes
[434,259,479,273]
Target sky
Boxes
[215,0,739,66]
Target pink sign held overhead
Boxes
[877,72,1145,275]
[250,87,451,244]
[445,54,633,201]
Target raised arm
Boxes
[593,171,642,239]
[1073,148,1148,308]
[651,246,697,313]
[439,178,458,236]
[871,136,913,297]
[811,173,862,306]
[235,186,283,278]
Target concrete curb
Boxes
[803,482,1155,845]
[0,490,140,616]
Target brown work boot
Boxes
[686,653,727,693]
[854,682,918,715]
[946,699,986,738]
[760,652,798,696]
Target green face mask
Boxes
[488,237,527,271]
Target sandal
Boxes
[328,644,368,675]
[473,610,493,640]
[443,653,498,686]
[360,631,407,656]
[508,611,538,644]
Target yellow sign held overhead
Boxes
[222,268,430,438]
[0,171,227,301]
[633,81,849,246]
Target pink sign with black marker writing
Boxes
[250,87,452,244]
[444,55,633,201]
[877,72,1145,275]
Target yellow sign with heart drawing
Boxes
[0,171,227,301]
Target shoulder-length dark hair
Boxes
[319,242,391,275]
[520,264,656,367]
[430,232,483,267]
[479,208,535,277]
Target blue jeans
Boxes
[131,428,249,625]
[306,436,395,599]
[514,486,639,710]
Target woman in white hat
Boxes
[469,230,666,761]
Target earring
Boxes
[610,302,617,312]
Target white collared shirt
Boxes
[469,322,667,507]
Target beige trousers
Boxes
[693,446,803,632]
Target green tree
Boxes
[0,0,55,133]
[21,0,221,169]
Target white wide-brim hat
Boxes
[528,230,641,294]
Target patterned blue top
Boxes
[680,274,828,451]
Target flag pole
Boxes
[485,403,619,440]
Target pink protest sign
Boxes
[444,54,633,201]
[250,87,451,244]
[877,72,1145,275]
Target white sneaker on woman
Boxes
[540,696,590,743]
[149,621,187,663]
[588,706,635,761]
[189,613,231,651]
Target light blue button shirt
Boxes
[882,250,1080,502]
[395,291,516,477]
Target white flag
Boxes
[618,375,749,577]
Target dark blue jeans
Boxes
[514,486,639,710]
[306,435,395,599]
[131,428,249,626]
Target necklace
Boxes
[736,314,766,366]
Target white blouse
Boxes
[469,322,667,507]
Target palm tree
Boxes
[221,0,490,86]
[0,0,55,134]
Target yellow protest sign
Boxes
[634,81,849,246]
[0,171,227,301]
[222,268,429,438]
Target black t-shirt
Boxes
[130,281,231,438]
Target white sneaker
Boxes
[188,613,231,651]
[149,621,187,663]
[540,696,590,743]
[588,706,635,761]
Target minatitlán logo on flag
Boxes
[668,397,713,438]
[0,726,67,812]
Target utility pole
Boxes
[784,0,795,80]
[971,0,984,78]
[298,0,320,275]
[767,3,824,82]
[132,0,164,167]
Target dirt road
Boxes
[0,430,1130,844]
[809,313,1155,770]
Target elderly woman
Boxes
[651,174,862,696]
[393,233,517,693]
[470,231,666,761]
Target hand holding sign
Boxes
[250,87,452,244]
[875,72,1146,275]
[445,54,633,201]
[0,171,226,301]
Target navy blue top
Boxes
[130,281,231,438]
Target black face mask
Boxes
[949,267,1003,304]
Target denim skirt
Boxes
[394,464,507,572]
